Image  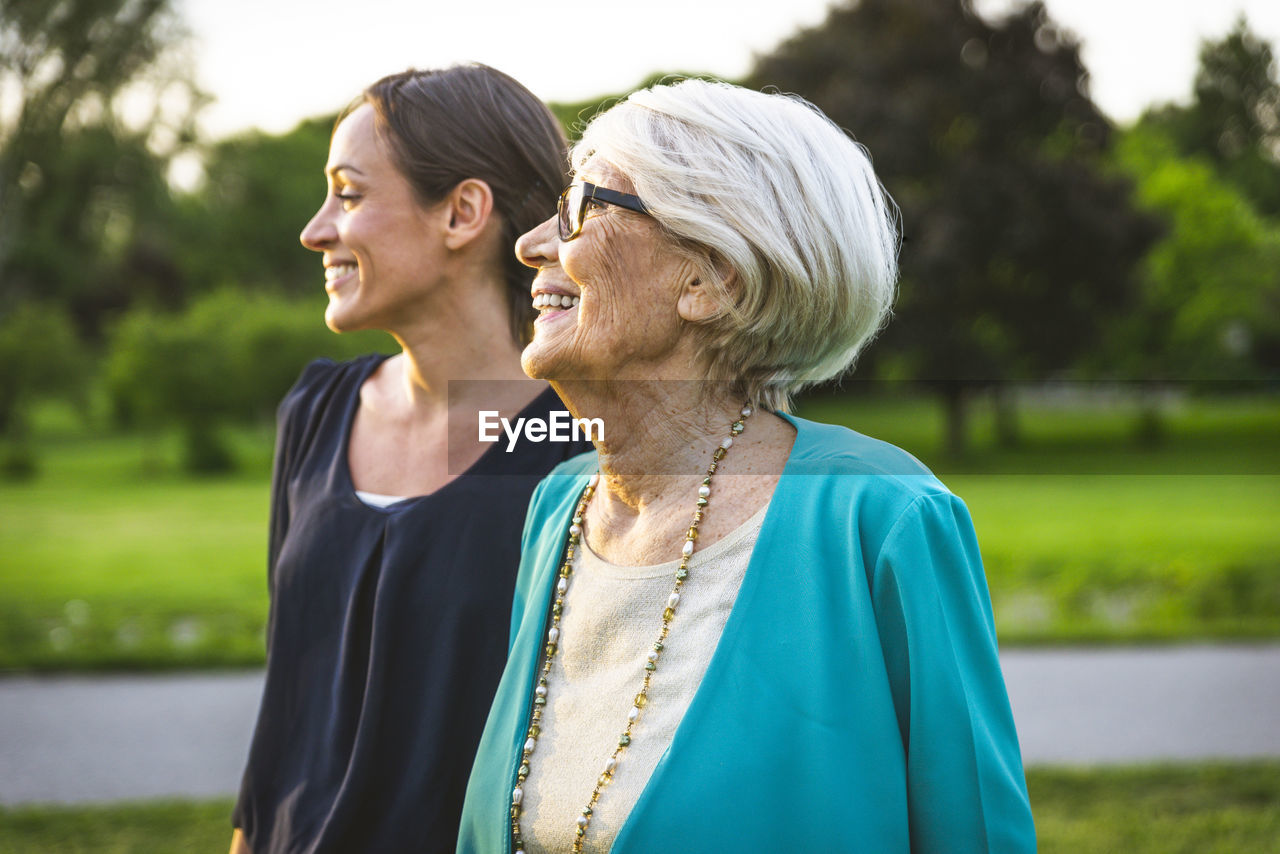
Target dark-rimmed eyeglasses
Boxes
[557,181,651,241]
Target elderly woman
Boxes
[457,79,1036,852]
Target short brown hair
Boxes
[350,64,567,345]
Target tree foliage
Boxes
[0,0,199,334]
[1108,125,1280,383]
[0,300,84,431]
[173,116,335,296]
[1141,16,1280,218]
[107,289,391,472]
[0,300,85,476]
[749,0,1160,453]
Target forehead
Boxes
[327,104,385,174]
[576,157,634,194]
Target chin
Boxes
[521,337,582,382]
[520,344,551,380]
[323,305,348,334]
[324,294,376,335]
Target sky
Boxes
[183,0,1280,140]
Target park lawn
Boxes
[1,394,1277,671]
[1029,762,1280,854]
[1,763,1276,853]
[801,391,1280,643]
[0,427,274,670]
[961,475,1280,642]
[0,799,233,854]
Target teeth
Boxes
[325,264,356,281]
[533,293,581,310]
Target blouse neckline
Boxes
[335,355,561,514]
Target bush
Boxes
[107,288,392,472]
[0,302,86,476]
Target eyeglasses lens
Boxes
[559,183,584,240]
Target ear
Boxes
[441,178,496,251]
[676,264,736,323]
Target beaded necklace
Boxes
[509,405,754,854]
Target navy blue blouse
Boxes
[233,355,590,854]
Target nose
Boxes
[515,215,560,270]
[300,199,337,251]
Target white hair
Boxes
[572,78,899,411]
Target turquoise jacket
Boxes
[458,415,1036,852]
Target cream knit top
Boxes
[518,501,769,853]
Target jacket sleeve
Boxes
[870,492,1037,853]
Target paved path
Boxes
[2,645,1278,805]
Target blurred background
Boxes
[1,0,1278,850]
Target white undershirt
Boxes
[519,501,768,854]
[354,489,409,509]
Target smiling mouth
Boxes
[532,293,580,312]
[324,264,356,290]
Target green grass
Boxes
[1028,762,1280,853]
[0,423,274,671]
[1,763,1277,853]
[2,393,1278,671]
[963,475,1280,643]
[799,391,1280,644]
[0,799,235,854]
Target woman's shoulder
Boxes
[285,353,387,397]
[776,415,981,580]
[782,413,945,487]
[774,412,967,540]
[278,353,387,424]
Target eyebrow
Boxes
[325,163,365,179]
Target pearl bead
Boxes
[628,705,640,722]
[698,485,711,498]
[720,436,733,449]
[606,756,617,773]
[548,627,560,644]
[647,649,659,662]
[577,816,589,829]
[512,786,523,805]
[741,405,753,417]
[557,578,568,595]
[536,685,547,698]
[524,738,536,754]
[589,473,600,488]
[570,523,581,537]
[682,540,694,557]
[667,592,680,609]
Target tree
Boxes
[0,301,85,476]
[1105,124,1280,390]
[106,289,391,473]
[1143,16,1280,218]
[1,0,200,334]
[173,116,335,297]
[749,0,1160,454]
